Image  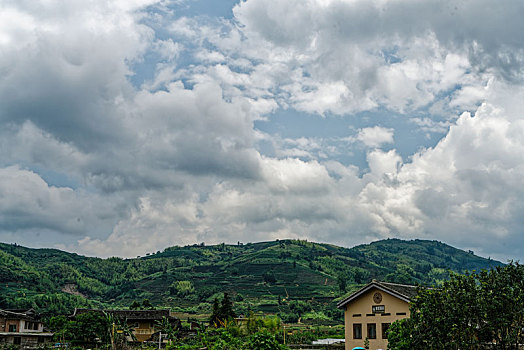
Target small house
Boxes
[337,280,418,350]
[72,308,180,343]
[0,309,53,349]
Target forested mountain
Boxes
[0,239,502,322]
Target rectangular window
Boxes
[34,323,39,330]
[24,322,30,330]
[382,323,391,339]
[353,323,362,339]
[367,323,377,339]
[396,312,407,316]
[9,325,17,332]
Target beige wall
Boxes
[130,321,155,342]
[343,287,410,350]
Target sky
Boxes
[1,0,524,261]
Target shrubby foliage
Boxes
[388,262,524,350]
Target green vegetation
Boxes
[47,311,110,345]
[387,262,524,350]
[46,311,298,350]
[0,239,502,324]
[209,293,236,326]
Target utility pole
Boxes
[158,332,165,349]
[111,323,115,350]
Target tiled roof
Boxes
[0,309,39,321]
[72,308,178,320]
[378,281,419,300]
[337,280,420,309]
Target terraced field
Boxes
[0,239,502,322]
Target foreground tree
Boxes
[388,262,524,350]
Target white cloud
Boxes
[0,166,116,236]
[357,126,394,148]
[2,0,524,263]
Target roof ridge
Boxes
[337,279,419,309]
[378,281,418,288]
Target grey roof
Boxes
[72,308,178,321]
[378,281,419,300]
[0,309,40,321]
[337,280,419,309]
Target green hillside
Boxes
[0,239,502,323]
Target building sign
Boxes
[372,305,385,313]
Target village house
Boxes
[0,309,54,349]
[337,280,418,350]
[72,308,180,343]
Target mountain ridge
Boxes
[0,238,503,322]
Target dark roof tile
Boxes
[337,280,420,309]
[72,308,178,321]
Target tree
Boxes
[129,300,140,310]
[337,273,347,292]
[263,271,277,284]
[386,319,414,350]
[142,298,154,310]
[220,292,236,320]
[66,311,110,344]
[246,331,287,350]
[210,293,236,327]
[210,297,221,326]
[170,280,195,297]
[387,262,524,350]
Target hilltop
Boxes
[0,239,502,323]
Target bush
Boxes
[246,331,287,350]
[170,281,195,297]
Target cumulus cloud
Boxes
[358,86,524,259]
[1,0,524,262]
[0,166,116,236]
[357,126,394,148]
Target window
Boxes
[367,323,377,339]
[353,323,362,339]
[14,337,21,345]
[34,323,39,330]
[25,322,30,330]
[382,323,391,339]
[9,325,17,332]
